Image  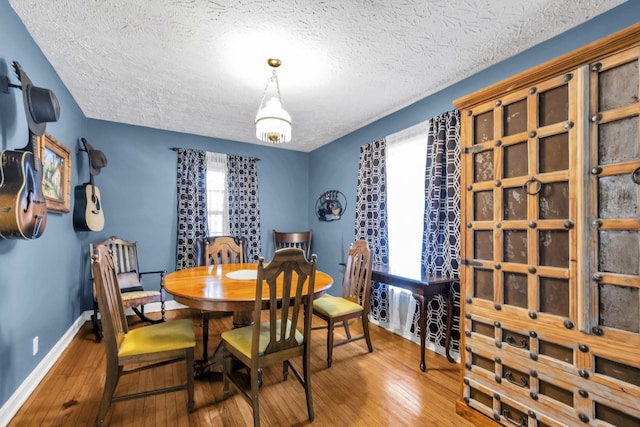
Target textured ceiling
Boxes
[8,0,627,152]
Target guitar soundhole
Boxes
[91,193,101,212]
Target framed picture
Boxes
[38,132,71,213]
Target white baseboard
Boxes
[0,300,186,427]
[369,318,460,363]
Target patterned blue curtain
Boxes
[175,149,208,270]
[227,155,262,262]
[354,138,389,323]
[420,110,461,353]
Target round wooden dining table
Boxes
[164,262,333,312]
[163,262,333,377]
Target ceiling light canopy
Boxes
[255,58,291,144]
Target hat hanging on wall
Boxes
[1,61,60,136]
[81,138,108,176]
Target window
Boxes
[206,152,229,236]
[386,121,428,274]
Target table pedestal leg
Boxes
[194,311,225,378]
[232,310,253,328]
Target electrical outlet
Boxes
[33,336,38,356]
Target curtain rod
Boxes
[169,147,260,161]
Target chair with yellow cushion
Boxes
[221,248,317,427]
[312,239,373,367]
[195,235,245,376]
[91,244,196,426]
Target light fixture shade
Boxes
[255,97,292,144]
[255,59,291,144]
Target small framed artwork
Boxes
[38,132,72,213]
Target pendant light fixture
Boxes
[255,58,291,144]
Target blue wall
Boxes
[308,2,640,286]
[1,0,639,415]
[0,0,309,411]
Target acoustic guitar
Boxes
[73,175,104,232]
[0,130,48,239]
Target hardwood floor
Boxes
[8,309,478,427]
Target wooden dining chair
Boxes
[221,248,317,427]
[312,239,373,367]
[273,229,312,259]
[91,244,196,426]
[204,236,245,265]
[89,236,166,342]
[194,236,245,376]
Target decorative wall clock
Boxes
[315,190,346,222]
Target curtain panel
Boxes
[419,109,461,354]
[175,148,208,270]
[354,138,389,323]
[227,155,262,262]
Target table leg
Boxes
[445,290,455,363]
[414,294,427,372]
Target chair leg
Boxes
[186,348,195,412]
[343,320,353,340]
[94,365,119,426]
[91,301,103,342]
[222,352,231,399]
[303,348,314,421]
[362,314,373,353]
[327,320,335,368]
[250,362,261,427]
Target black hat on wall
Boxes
[81,138,108,176]
[13,61,60,136]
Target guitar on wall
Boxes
[73,139,105,232]
[0,130,48,239]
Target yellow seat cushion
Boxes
[313,295,363,318]
[118,319,195,357]
[221,320,302,358]
[120,290,160,301]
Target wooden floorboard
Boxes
[8,309,478,427]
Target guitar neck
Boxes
[23,131,41,172]
[89,174,96,197]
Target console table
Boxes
[371,264,457,371]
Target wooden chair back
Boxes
[273,229,312,259]
[90,236,143,291]
[89,236,165,341]
[92,244,129,362]
[342,239,373,308]
[205,236,244,266]
[254,248,316,356]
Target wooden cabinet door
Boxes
[587,47,640,348]
[462,71,578,329]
